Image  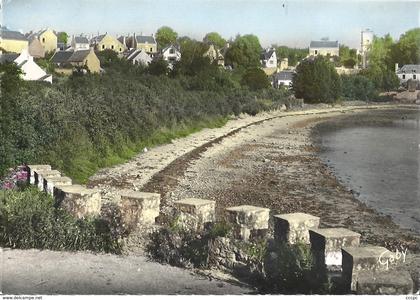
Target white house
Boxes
[272,70,294,89]
[1,49,52,83]
[125,48,152,65]
[396,64,420,83]
[71,35,90,51]
[261,48,277,68]
[309,40,339,57]
[161,44,181,68]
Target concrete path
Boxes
[1,248,252,295]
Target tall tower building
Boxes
[361,29,374,69]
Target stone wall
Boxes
[166,199,415,295]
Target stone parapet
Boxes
[45,176,72,195]
[225,205,269,241]
[310,227,360,268]
[342,246,406,292]
[274,213,320,244]
[118,190,161,230]
[356,270,413,295]
[36,170,61,191]
[54,184,102,218]
[27,164,51,185]
[173,198,216,231]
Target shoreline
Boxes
[311,107,420,236]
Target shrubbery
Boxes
[0,57,291,182]
[0,187,121,253]
[292,56,342,103]
[341,74,377,101]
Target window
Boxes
[169,48,175,54]
[402,75,406,79]
[150,47,153,52]
[42,38,45,43]
[120,48,122,52]
[111,45,114,50]
[315,50,318,55]
[102,45,105,49]
[414,75,417,80]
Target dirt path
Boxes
[1,248,252,295]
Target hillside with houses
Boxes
[1,25,418,94]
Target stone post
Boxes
[356,270,414,295]
[118,190,161,230]
[54,184,102,219]
[36,170,61,191]
[309,227,360,269]
[273,212,320,244]
[342,246,406,292]
[27,165,51,185]
[225,205,270,241]
[173,198,216,231]
[44,176,72,195]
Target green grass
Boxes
[67,116,229,183]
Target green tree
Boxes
[292,56,342,103]
[341,74,377,101]
[339,45,358,68]
[274,45,308,67]
[241,67,270,90]
[225,34,262,68]
[390,28,420,66]
[57,32,68,44]
[203,32,226,48]
[156,26,178,49]
[175,39,213,76]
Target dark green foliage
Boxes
[274,46,308,66]
[341,74,377,101]
[0,187,121,253]
[156,26,178,49]
[360,65,399,91]
[147,226,209,268]
[263,242,326,294]
[225,34,262,68]
[57,32,68,44]
[241,68,270,91]
[96,49,120,67]
[292,56,342,103]
[203,32,226,49]
[147,58,169,76]
[0,54,291,181]
[390,28,420,67]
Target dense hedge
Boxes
[0,187,121,253]
[0,60,290,182]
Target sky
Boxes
[2,0,420,48]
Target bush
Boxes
[341,74,378,101]
[292,56,342,103]
[263,242,326,294]
[241,68,271,91]
[0,55,294,182]
[0,187,121,253]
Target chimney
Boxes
[133,32,136,48]
[395,63,399,72]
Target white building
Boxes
[1,49,52,83]
[125,48,152,65]
[272,70,294,89]
[260,48,277,68]
[161,44,181,68]
[71,35,90,51]
[396,64,420,83]
[309,39,339,57]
